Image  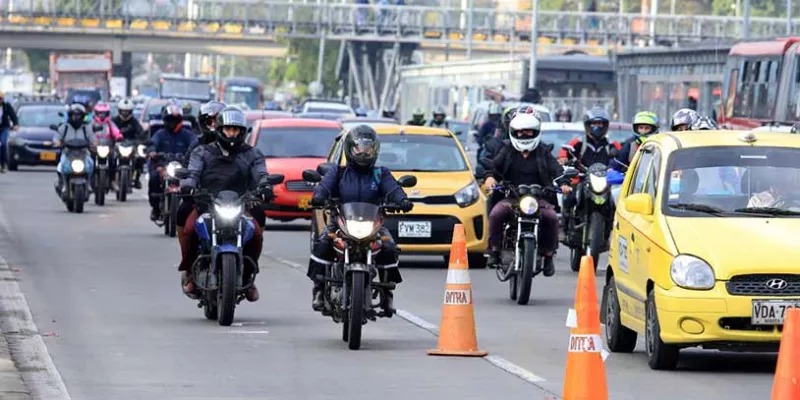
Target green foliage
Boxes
[268,38,339,97]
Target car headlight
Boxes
[70,159,85,173]
[345,220,375,240]
[214,204,242,220]
[166,161,181,177]
[118,145,133,157]
[670,255,715,290]
[455,181,480,208]
[589,173,608,193]
[137,144,147,158]
[97,145,110,158]
[518,195,539,215]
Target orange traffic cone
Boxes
[772,307,800,399]
[562,255,608,400]
[427,224,488,357]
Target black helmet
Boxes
[343,125,380,170]
[583,107,611,140]
[162,104,183,131]
[556,106,572,122]
[214,106,247,152]
[198,101,225,140]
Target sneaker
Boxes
[150,208,160,221]
[312,283,324,311]
[543,256,555,277]
[487,252,502,268]
[245,284,259,302]
[181,271,197,299]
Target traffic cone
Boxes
[562,255,608,400]
[427,224,488,357]
[771,307,800,399]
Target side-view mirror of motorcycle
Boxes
[302,169,322,183]
[606,169,625,185]
[564,168,580,178]
[397,175,417,188]
[453,130,463,136]
[316,162,335,176]
[49,124,59,131]
[561,144,575,154]
[266,174,285,185]
[174,169,189,179]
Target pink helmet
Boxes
[93,102,111,122]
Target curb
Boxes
[0,326,30,400]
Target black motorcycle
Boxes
[93,137,113,206]
[114,139,137,202]
[560,144,624,272]
[178,174,284,326]
[151,153,185,237]
[302,168,416,350]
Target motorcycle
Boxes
[114,139,137,202]
[177,173,284,326]
[134,143,148,189]
[57,138,93,213]
[301,167,417,350]
[153,154,185,237]
[559,144,625,272]
[93,137,113,206]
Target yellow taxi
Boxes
[311,125,489,268]
[603,130,800,370]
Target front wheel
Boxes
[217,254,238,326]
[118,169,129,202]
[347,272,366,350]
[168,195,178,238]
[645,290,679,370]
[516,238,535,305]
[95,170,106,206]
[73,184,85,214]
[603,276,637,352]
[570,248,581,272]
[588,211,604,270]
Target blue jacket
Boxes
[147,126,197,155]
[313,165,407,205]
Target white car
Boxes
[301,101,355,116]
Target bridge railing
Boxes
[1,0,798,45]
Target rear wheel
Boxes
[203,293,218,321]
[217,254,238,326]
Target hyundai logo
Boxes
[765,278,789,290]
[305,181,317,187]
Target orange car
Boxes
[247,118,343,222]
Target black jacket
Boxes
[485,142,562,205]
[181,142,268,196]
[0,102,18,130]
[112,116,147,142]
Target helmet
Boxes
[691,116,718,131]
[670,108,699,131]
[355,107,368,117]
[117,98,135,121]
[501,105,518,134]
[215,106,247,152]
[488,103,503,116]
[412,107,425,118]
[508,113,542,152]
[93,102,111,121]
[382,109,396,119]
[67,103,86,126]
[583,107,610,139]
[198,101,226,139]
[432,106,446,122]
[632,110,659,142]
[162,104,184,131]
[343,125,380,170]
[181,101,193,115]
[556,106,572,122]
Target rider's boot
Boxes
[150,206,160,222]
[54,173,64,196]
[181,271,197,299]
[542,255,555,277]
[487,250,502,269]
[312,281,324,311]
[245,284,259,302]
[381,291,395,316]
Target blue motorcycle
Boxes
[180,174,284,326]
[55,138,94,214]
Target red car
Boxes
[247,118,343,222]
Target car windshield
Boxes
[340,121,397,130]
[376,134,468,172]
[306,107,351,115]
[664,146,800,217]
[223,86,260,109]
[145,101,167,120]
[608,128,633,143]
[17,106,64,127]
[540,129,582,157]
[256,127,340,158]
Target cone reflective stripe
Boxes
[772,307,800,399]
[427,224,488,357]
[562,255,608,400]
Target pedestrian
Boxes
[0,91,20,173]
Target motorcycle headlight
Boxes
[345,220,376,240]
[670,255,715,290]
[589,173,608,193]
[455,181,480,208]
[137,144,147,158]
[214,204,242,220]
[70,159,85,173]
[518,195,539,215]
[97,145,110,158]
[118,145,133,157]
[166,161,181,177]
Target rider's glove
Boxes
[180,185,194,195]
[310,196,326,207]
[257,184,274,202]
[399,198,414,212]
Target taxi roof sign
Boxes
[739,131,757,143]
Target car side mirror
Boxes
[303,169,322,183]
[397,175,417,188]
[317,162,335,176]
[625,193,654,215]
[266,174,285,185]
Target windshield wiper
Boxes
[733,207,800,216]
[669,203,725,216]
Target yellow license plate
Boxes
[298,196,311,209]
[40,151,57,161]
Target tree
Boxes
[268,38,340,97]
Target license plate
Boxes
[398,221,432,238]
[39,151,57,161]
[297,196,311,209]
[751,299,800,325]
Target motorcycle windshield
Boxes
[340,202,381,223]
[588,163,607,177]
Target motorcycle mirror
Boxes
[397,175,417,188]
[174,169,189,179]
[316,162,335,176]
[302,169,322,183]
[561,144,575,153]
[49,124,59,131]
[564,168,580,178]
[266,174,285,185]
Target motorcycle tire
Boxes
[73,185,85,214]
[570,248,581,272]
[508,274,517,301]
[516,238,536,305]
[168,196,178,238]
[95,170,106,206]
[119,169,129,202]
[347,272,366,350]
[217,253,237,326]
[163,195,171,236]
[589,211,604,271]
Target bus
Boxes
[218,77,263,110]
[719,37,800,130]
[159,74,213,102]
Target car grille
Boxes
[726,274,800,296]
[285,180,315,192]
[383,215,460,245]
[409,195,456,205]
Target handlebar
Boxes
[309,199,411,214]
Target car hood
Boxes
[666,217,800,279]
[15,126,54,142]
[265,157,327,182]
[389,170,476,197]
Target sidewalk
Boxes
[0,331,31,400]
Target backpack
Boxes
[58,123,91,143]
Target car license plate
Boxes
[39,151,57,161]
[751,299,800,325]
[398,221,431,238]
[297,196,311,209]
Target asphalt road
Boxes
[0,168,779,399]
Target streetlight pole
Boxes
[528,0,539,90]
[465,0,474,59]
[316,0,327,85]
[787,0,792,34]
[742,0,751,39]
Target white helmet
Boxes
[508,113,542,152]
[118,98,134,111]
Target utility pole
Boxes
[527,0,540,89]
[742,0,751,39]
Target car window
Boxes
[644,147,662,197]
[373,134,468,172]
[629,148,654,195]
[145,101,167,120]
[16,106,64,127]
[328,135,343,162]
[540,129,583,157]
[255,127,340,158]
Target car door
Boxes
[613,145,654,326]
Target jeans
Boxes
[488,198,559,255]
[148,169,162,210]
[0,128,8,166]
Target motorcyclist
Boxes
[306,125,414,313]
[427,106,449,129]
[147,105,198,221]
[181,101,201,133]
[382,109,398,121]
[112,98,148,189]
[476,103,503,148]
[178,106,272,301]
[355,106,368,117]
[54,104,96,194]
[555,106,572,122]
[92,102,124,189]
[614,110,659,172]
[406,107,426,126]
[691,116,719,130]
[481,113,561,276]
[670,108,700,131]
